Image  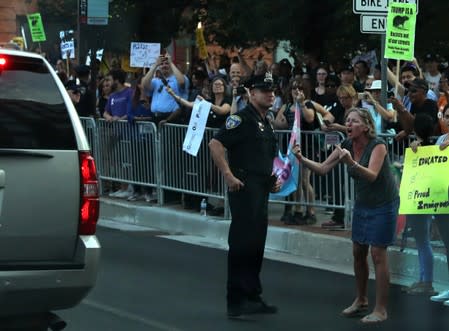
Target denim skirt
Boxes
[351,198,399,247]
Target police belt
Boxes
[231,167,271,178]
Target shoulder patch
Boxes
[226,115,242,129]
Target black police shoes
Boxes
[227,299,278,318]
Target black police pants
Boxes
[227,174,270,306]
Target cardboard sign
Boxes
[27,13,46,42]
[399,146,449,214]
[130,42,160,68]
[384,2,417,61]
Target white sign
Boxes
[130,42,160,68]
[183,99,211,157]
[85,49,104,66]
[60,41,75,59]
[360,15,386,33]
[353,0,418,14]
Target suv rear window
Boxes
[0,54,77,149]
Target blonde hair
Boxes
[336,84,357,99]
[346,107,377,139]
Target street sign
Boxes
[353,0,418,14]
[360,15,386,33]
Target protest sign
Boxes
[130,42,160,68]
[399,146,449,214]
[183,99,211,157]
[27,13,46,42]
[384,2,417,61]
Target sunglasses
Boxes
[291,85,303,90]
[325,84,336,88]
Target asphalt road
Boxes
[58,226,449,331]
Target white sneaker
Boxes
[109,189,124,197]
[431,290,449,302]
[127,193,143,201]
[144,193,152,202]
[115,190,133,199]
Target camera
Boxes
[387,90,395,98]
[236,85,246,94]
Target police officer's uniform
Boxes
[213,75,277,314]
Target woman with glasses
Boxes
[167,75,231,128]
[293,107,399,324]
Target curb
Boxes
[99,198,449,288]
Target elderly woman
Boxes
[293,107,399,324]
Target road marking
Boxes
[83,299,185,331]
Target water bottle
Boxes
[200,198,207,217]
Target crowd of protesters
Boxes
[45,47,449,312]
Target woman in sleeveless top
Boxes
[292,107,399,324]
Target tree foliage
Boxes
[37,0,449,62]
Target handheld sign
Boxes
[399,146,449,214]
[130,42,160,68]
[27,13,46,42]
[384,2,417,61]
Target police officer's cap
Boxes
[244,72,275,91]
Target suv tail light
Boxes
[79,151,99,235]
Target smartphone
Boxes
[323,119,331,126]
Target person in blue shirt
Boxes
[142,53,189,125]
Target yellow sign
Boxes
[399,146,449,214]
[195,23,208,60]
[384,3,417,61]
[11,37,24,50]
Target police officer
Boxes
[209,72,281,318]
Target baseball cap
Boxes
[409,78,429,91]
[424,53,440,63]
[340,64,354,73]
[279,58,292,68]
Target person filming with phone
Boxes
[359,80,395,134]
[142,52,188,125]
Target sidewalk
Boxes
[99,197,449,289]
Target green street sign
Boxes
[27,13,46,42]
[384,3,416,61]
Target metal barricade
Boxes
[95,119,158,194]
[159,124,228,215]
[270,129,350,226]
